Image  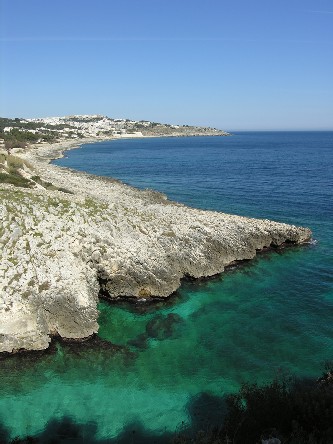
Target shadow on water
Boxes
[2,374,333,443]
[0,423,10,444]
[0,416,170,443]
[0,392,227,444]
[185,392,227,433]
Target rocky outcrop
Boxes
[0,140,311,354]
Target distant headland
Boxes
[0,114,230,151]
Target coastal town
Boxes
[0,115,229,150]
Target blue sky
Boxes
[0,0,332,130]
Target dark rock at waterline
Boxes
[0,334,134,364]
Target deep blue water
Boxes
[55,132,333,226]
[1,132,332,442]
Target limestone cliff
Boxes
[0,141,311,353]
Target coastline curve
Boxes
[0,138,312,354]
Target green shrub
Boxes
[30,175,42,183]
[7,155,24,169]
[0,172,32,188]
[57,187,73,194]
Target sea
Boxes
[1,132,333,443]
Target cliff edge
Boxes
[0,140,311,354]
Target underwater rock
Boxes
[146,313,183,340]
[127,333,149,350]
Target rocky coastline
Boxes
[0,137,312,354]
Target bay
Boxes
[1,132,332,442]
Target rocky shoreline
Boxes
[0,137,312,354]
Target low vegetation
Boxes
[0,153,71,193]
[0,153,34,188]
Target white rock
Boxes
[0,139,312,354]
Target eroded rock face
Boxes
[0,141,312,353]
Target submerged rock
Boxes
[128,333,149,350]
[127,313,183,350]
[0,140,312,354]
[146,313,183,340]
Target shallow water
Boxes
[1,132,332,442]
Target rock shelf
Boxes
[0,139,311,353]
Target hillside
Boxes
[0,115,229,150]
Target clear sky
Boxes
[0,0,332,130]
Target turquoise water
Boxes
[1,132,333,442]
